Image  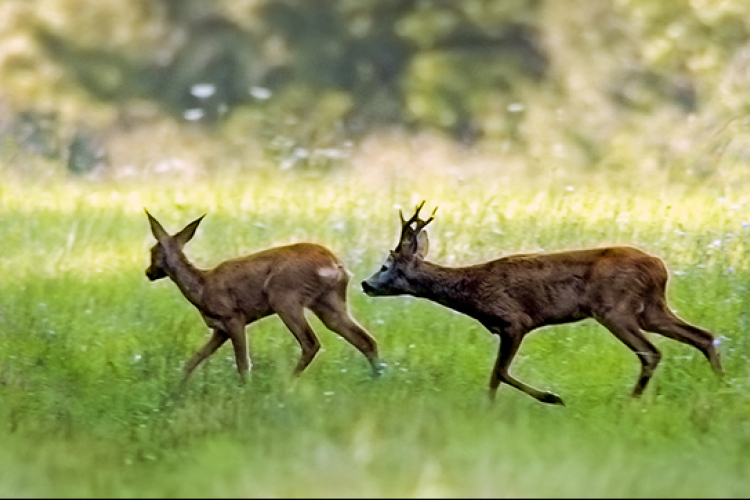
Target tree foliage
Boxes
[1,0,750,174]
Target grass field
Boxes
[1,158,750,497]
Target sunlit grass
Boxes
[1,163,750,497]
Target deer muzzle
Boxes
[361,280,377,296]
[145,267,166,281]
[362,279,390,296]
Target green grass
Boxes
[2,167,750,497]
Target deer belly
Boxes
[201,313,226,330]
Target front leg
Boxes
[181,329,229,387]
[488,327,564,406]
[225,318,252,385]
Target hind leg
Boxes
[641,303,723,377]
[597,314,662,397]
[311,287,380,376]
[268,294,322,377]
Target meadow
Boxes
[1,149,750,497]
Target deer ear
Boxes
[415,230,429,260]
[174,214,206,246]
[145,209,169,243]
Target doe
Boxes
[362,202,723,405]
[145,210,380,385]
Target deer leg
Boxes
[641,304,723,377]
[181,329,229,386]
[226,320,251,385]
[311,289,381,377]
[489,327,564,405]
[273,304,321,376]
[599,316,662,397]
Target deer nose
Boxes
[361,281,375,295]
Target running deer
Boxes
[362,202,723,405]
[144,210,380,386]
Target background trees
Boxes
[1,0,749,178]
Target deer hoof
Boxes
[540,392,565,406]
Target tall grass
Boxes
[1,162,750,497]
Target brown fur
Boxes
[363,202,723,405]
[145,210,379,386]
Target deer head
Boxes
[362,201,436,296]
[145,209,205,281]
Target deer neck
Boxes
[164,246,206,307]
[408,261,480,314]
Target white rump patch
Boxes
[318,266,340,279]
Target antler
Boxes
[397,201,437,251]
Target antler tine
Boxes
[398,201,436,249]
[401,200,426,229]
[399,201,423,238]
[415,205,438,231]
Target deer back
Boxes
[454,247,667,327]
[200,242,347,321]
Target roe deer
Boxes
[144,210,380,385]
[362,201,723,405]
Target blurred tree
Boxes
[2,0,750,174]
[66,126,108,175]
[258,0,547,141]
[5,0,547,140]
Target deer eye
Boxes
[380,265,388,272]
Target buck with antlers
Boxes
[362,202,723,405]
[144,210,380,386]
